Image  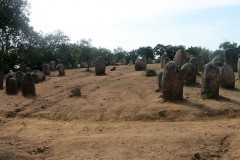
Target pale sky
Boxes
[29,0,240,51]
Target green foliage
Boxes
[136,46,154,60]
[219,41,238,50]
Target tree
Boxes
[0,0,31,72]
[219,41,238,50]
[113,47,127,62]
[136,46,154,60]
[79,39,93,71]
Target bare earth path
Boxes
[0,64,240,160]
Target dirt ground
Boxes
[0,64,240,160]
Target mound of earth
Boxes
[0,64,240,160]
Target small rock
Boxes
[110,66,116,71]
[194,152,201,159]
[36,145,47,153]
[70,87,81,97]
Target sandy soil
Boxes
[0,64,240,160]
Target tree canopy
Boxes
[0,0,239,73]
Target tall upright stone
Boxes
[42,63,50,76]
[157,72,163,90]
[6,71,15,92]
[135,58,147,71]
[163,57,170,67]
[95,56,106,75]
[15,71,24,90]
[162,61,183,100]
[189,56,198,74]
[22,73,36,96]
[147,58,152,64]
[201,63,219,98]
[238,58,240,81]
[181,63,196,85]
[49,61,56,71]
[56,64,65,76]
[31,70,46,83]
[161,53,168,68]
[212,55,224,68]
[224,48,238,71]
[220,65,235,89]
[196,55,204,72]
[173,49,188,67]
[0,69,4,90]
[6,78,18,95]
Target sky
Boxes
[29,0,240,51]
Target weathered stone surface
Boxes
[220,65,235,89]
[155,58,160,63]
[173,49,188,67]
[70,87,81,97]
[49,61,56,71]
[157,72,163,90]
[109,57,116,66]
[6,78,18,95]
[128,60,133,65]
[196,55,204,72]
[0,69,4,90]
[224,48,238,71]
[189,57,197,73]
[119,58,126,65]
[238,58,240,81]
[163,57,170,67]
[15,71,24,90]
[6,71,15,92]
[161,53,168,68]
[145,69,156,77]
[56,64,65,76]
[22,73,36,96]
[25,67,31,73]
[110,66,116,71]
[162,61,183,100]
[201,63,219,98]
[212,55,224,68]
[42,63,50,76]
[147,58,152,64]
[31,70,45,83]
[135,58,147,71]
[95,56,106,75]
[73,62,79,68]
[181,63,196,85]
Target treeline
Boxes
[1,0,240,73]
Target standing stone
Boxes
[135,58,147,71]
[42,63,50,76]
[162,61,183,100]
[163,57,170,67]
[196,55,204,72]
[109,57,116,66]
[95,56,106,75]
[15,71,24,90]
[49,61,56,71]
[189,57,197,73]
[212,55,224,68]
[56,64,65,76]
[31,70,46,83]
[238,58,240,81]
[161,53,168,68]
[22,73,36,96]
[157,72,163,90]
[25,67,32,73]
[173,49,188,67]
[224,48,238,71]
[155,58,160,63]
[6,78,18,95]
[73,62,79,69]
[128,60,133,65]
[147,58,152,64]
[0,69,4,90]
[6,71,15,92]
[181,63,196,85]
[201,63,219,98]
[220,65,235,89]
